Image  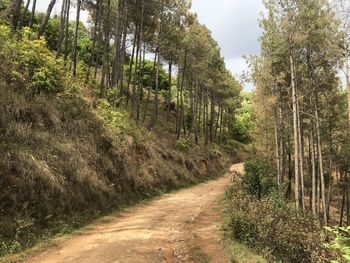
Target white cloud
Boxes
[191,0,264,90]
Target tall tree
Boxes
[29,0,36,27]
[38,0,56,38]
[72,0,81,77]
[12,0,22,30]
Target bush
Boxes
[325,226,350,262]
[0,25,64,94]
[176,137,190,152]
[225,184,339,262]
[228,211,256,246]
[242,159,276,199]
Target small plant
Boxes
[228,211,256,246]
[325,226,350,262]
[176,137,190,152]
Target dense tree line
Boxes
[251,0,350,225]
[0,0,242,146]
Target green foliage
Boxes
[225,183,338,262]
[0,241,21,256]
[0,25,64,93]
[228,211,256,246]
[325,226,350,263]
[176,137,191,152]
[137,60,169,90]
[229,92,254,144]
[242,159,276,199]
[96,98,134,140]
[43,18,60,50]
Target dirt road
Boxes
[24,163,243,263]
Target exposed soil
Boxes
[23,163,244,263]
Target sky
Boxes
[35,0,265,90]
[191,0,264,90]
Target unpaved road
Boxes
[24,163,243,263]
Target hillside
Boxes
[0,23,245,257]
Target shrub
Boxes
[325,226,350,262]
[242,159,276,199]
[176,137,190,152]
[225,184,339,262]
[228,211,256,246]
[0,25,64,94]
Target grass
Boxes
[220,195,268,263]
[0,78,232,258]
[224,239,268,263]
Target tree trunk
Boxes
[297,96,305,211]
[175,72,180,135]
[20,0,30,28]
[278,105,284,185]
[86,0,100,82]
[209,94,215,143]
[12,0,22,31]
[177,51,187,138]
[136,44,145,121]
[131,24,141,118]
[340,186,345,226]
[346,56,350,131]
[111,0,125,87]
[126,25,138,107]
[57,0,67,57]
[205,87,209,145]
[72,0,81,77]
[219,107,224,145]
[275,121,281,187]
[194,79,199,144]
[314,92,327,224]
[311,125,317,216]
[118,9,128,96]
[167,60,173,121]
[214,104,221,142]
[347,186,350,225]
[290,54,300,212]
[94,2,104,79]
[198,90,202,138]
[29,0,36,28]
[38,0,56,38]
[327,176,332,224]
[63,0,70,63]
[286,144,292,200]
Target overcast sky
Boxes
[191,0,264,89]
[36,0,265,90]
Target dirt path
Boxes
[24,163,243,263]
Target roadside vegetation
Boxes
[224,161,340,262]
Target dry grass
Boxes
[0,77,234,257]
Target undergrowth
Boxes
[223,160,340,263]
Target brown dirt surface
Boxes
[23,163,244,263]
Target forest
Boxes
[1,0,350,262]
[227,0,350,262]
